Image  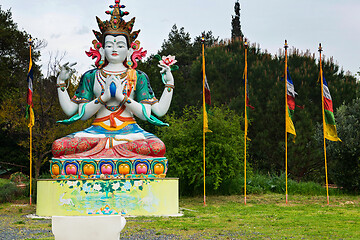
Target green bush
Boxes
[203,172,343,196]
[0,178,10,187]
[38,173,52,179]
[0,176,32,203]
[218,174,245,195]
[288,181,324,195]
[158,106,248,196]
[9,172,29,184]
[325,98,360,193]
[245,173,342,195]
[0,182,24,203]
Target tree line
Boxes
[138,23,359,193]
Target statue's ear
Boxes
[127,48,134,59]
[99,47,105,61]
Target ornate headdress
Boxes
[93,0,140,46]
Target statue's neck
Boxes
[103,63,127,72]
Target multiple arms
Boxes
[151,64,174,117]
[56,62,78,116]
[57,62,174,121]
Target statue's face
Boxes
[104,35,129,64]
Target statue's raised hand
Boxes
[57,62,77,83]
[158,64,174,84]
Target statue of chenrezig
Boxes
[50,0,177,179]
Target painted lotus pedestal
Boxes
[37,178,179,216]
[36,1,179,239]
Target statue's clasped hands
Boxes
[57,62,77,84]
[101,75,127,103]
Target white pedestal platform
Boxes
[52,215,126,240]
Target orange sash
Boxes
[93,105,135,128]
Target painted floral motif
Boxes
[93,183,102,191]
[58,179,156,196]
[112,182,120,191]
[52,178,168,216]
[123,181,131,191]
[82,183,91,193]
[67,181,78,187]
[159,55,177,66]
[134,181,142,187]
[52,137,100,157]
[89,205,120,215]
[137,143,151,155]
[149,141,164,154]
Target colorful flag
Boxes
[286,69,296,136]
[204,74,212,133]
[201,35,211,206]
[243,72,254,138]
[322,75,341,141]
[26,47,35,128]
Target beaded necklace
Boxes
[101,69,128,79]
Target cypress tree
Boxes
[231,0,244,40]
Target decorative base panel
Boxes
[50,157,168,179]
[36,178,178,216]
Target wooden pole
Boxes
[29,125,32,205]
[202,36,206,206]
[284,40,289,204]
[319,43,330,205]
[28,40,33,205]
[244,39,248,205]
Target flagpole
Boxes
[318,43,330,205]
[284,40,288,204]
[29,124,32,205]
[28,38,33,206]
[202,35,206,206]
[244,39,248,205]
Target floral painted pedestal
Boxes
[36,178,179,216]
[50,157,168,179]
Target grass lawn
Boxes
[0,194,358,239]
[124,194,359,239]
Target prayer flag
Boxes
[204,75,212,133]
[322,75,341,142]
[286,69,296,136]
[26,46,35,128]
[244,76,254,133]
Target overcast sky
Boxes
[2,0,360,77]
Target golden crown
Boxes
[93,0,140,46]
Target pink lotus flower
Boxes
[160,55,177,66]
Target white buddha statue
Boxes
[51,1,175,169]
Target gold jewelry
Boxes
[165,84,175,92]
[165,84,175,88]
[113,138,133,142]
[120,95,130,105]
[56,83,66,88]
[56,83,67,92]
[100,69,127,79]
[93,2,139,46]
[97,96,106,105]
